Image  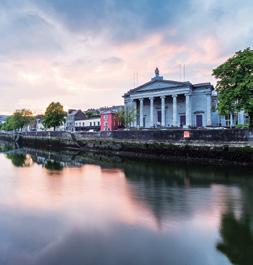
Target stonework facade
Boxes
[123,69,215,128]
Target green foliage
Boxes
[212,48,253,126]
[44,160,64,171]
[116,108,136,128]
[84,109,99,118]
[236,124,249,129]
[217,212,253,265]
[43,102,65,130]
[1,109,34,131]
[6,153,29,167]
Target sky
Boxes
[0,0,252,114]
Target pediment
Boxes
[134,80,186,93]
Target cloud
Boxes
[38,0,191,43]
[102,56,124,65]
[0,0,252,113]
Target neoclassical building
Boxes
[123,68,215,128]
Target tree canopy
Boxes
[42,102,65,130]
[212,48,253,126]
[116,109,136,128]
[0,109,34,131]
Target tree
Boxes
[1,109,33,131]
[12,109,34,131]
[116,109,136,128]
[212,48,253,127]
[84,109,99,118]
[217,212,253,265]
[43,102,65,131]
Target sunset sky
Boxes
[0,0,252,114]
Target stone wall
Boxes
[101,129,253,142]
[1,129,253,166]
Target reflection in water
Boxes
[217,213,253,265]
[44,160,64,171]
[6,153,33,167]
[0,144,253,265]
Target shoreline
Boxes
[1,130,253,166]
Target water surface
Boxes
[0,143,252,265]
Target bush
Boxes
[236,124,249,129]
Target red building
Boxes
[100,112,120,131]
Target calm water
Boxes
[0,143,253,265]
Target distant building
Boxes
[27,115,44,131]
[100,112,120,131]
[65,109,86,131]
[123,68,217,128]
[75,116,100,131]
[0,115,8,125]
[219,111,248,127]
[98,105,124,114]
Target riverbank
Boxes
[0,129,253,166]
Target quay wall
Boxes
[0,129,253,166]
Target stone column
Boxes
[124,103,127,127]
[139,98,144,127]
[161,96,165,127]
[230,112,234,127]
[185,94,192,127]
[173,95,178,127]
[149,97,154,128]
[206,93,212,126]
[132,100,137,127]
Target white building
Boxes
[75,116,100,131]
[123,68,215,128]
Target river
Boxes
[0,142,252,265]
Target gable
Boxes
[75,110,86,121]
[128,80,190,96]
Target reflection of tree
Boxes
[6,153,32,167]
[0,142,17,153]
[44,160,63,171]
[217,212,253,265]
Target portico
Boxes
[134,94,190,128]
[123,68,214,128]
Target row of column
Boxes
[139,94,192,127]
[138,93,212,127]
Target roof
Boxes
[67,110,86,121]
[123,78,191,97]
[123,79,214,97]
[192,82,214,88]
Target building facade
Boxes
[123,68,216,128]
[100,112,120,131]
[75,116,100,131]
[65,109,86,131]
